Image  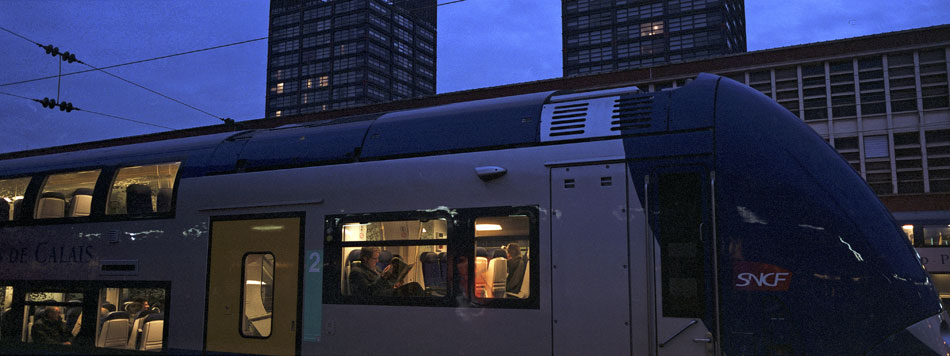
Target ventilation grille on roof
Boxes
[549,103,589,137]
[612,95,654,132]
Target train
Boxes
[0,73,947,355]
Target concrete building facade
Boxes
[266,0,437,118]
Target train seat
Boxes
[420,252,442,290]
[438,252,447,283]
[0,199,9,220]
[156,187,173,213]
[343,249,362,294]
[377,250,392,271]
[67,188,93,217]
[12,199,22,220]
[96,311,131,348]
[139,313,164,351]
[475,256,489,298]
[487,257,508,298]
[35,192,66,219]
[126,184,153,215]
[507,259,530,299]
[490,248,507,260]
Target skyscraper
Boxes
[562,0,746,77]
[266,0,437,118]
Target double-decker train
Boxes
[0,74,946,355]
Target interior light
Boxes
[252,225,285,231]
[476,224,502,231]
[13,196,23,201]
[2,197,10,203]
[245,280,268,285]
[903,225,914,230]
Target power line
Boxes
[1,37,268,87]
[1,25,228,123]
[0,90,175,130]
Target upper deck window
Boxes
[36,170,101,219]
[107,162,180,216]
[0,177,30,221]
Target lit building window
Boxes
[319,76,329,87]
[640,21,664,37]
[275,110,282,117]
[276,82,285,94]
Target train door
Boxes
[205,215,302,355]
[648,166,718,356]
[551,163,632,355]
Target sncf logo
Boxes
[733,261,792,291]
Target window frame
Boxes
[0,160,183,227]
[0,280,170,353]
[323,206,540,309]
[239,252,276,339]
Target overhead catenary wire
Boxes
[0,90,175,130]
[0,25,229,123]
[0,37,268,87]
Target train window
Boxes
[96,287,165,351]
[1,286,13,341]
[656,172,705,318]
[334,216,448,300]
[242,253,275,338]
[21,291,85,346]
[0,177,30,221]
[902,224,915,245]
[474,215,531,300]
[922,225,950,247]
[107,162,180,216]
[35,170,100,219]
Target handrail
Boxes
[659,319,697,347]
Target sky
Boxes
[0,0,948,154]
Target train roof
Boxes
[0,89,571,179]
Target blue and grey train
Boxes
[0,74,946,355]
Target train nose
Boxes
[866,313,950,355]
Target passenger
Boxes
[31,306,71,345]
[349,247,422,297]
[505,243,526,293]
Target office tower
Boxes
[562,0,746,76]
[266,0,437,117]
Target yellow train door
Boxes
[205,215,302,355]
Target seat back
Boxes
[490,248,507,260]
[474,256,489,298]
[127,315,145,350]
[0,199,9,221]
[507,258,531,299]
[419,252,441,289]
[96,311,130,348]
[126,184,153,215]
[343,249,362,294]
[67,188,93,217]
[12,199,22,220]
[487,257,508,298]
[139,316,164,351]
[156,188,173,213]
[377,250,392,271]
[35,192,66,219]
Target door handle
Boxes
[693,337,711,343]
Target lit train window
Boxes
[0,177,29,221]
[35,170,100,219]
[106,162,181,216]
[1,286,13,341]
[21,291,86,346]
[474,215,531,300]
[922,225,950,247]
[96,287,166,351]
[242,253,275,338]
[902,224,915,245]
[337,217,448,299]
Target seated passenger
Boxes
[505,243,526,293]
[349,247,422,297]
[31,306,71,345]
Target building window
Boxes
[271,40,298,53]
[640,21,664,37]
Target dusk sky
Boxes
[1,0,948,154]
